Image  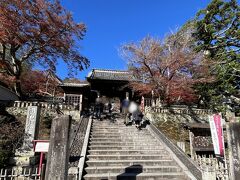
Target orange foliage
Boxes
[121,35,215,104]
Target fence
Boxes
[194,154,229,180]
[0,166,42,180]
[12,101,78,110]
[144,98,212,115]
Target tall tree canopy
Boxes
[194,0,240,110]
[0,0,89,96]
[121,27,214,104]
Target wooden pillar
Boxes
[45,115,72,180]
[79,94,83,113]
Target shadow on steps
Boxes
[116,164,143,180]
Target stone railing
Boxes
[12,101,79,110]
[147,123,203,180]
[145,106,212,115]
[144,98,212,115]
[69,116,90,167]
[194,154,229,180]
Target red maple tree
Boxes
[121,30,215,104]
[0,0,89,96]
[0,69,63,97]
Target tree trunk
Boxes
[13,75,22,98]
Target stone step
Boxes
[87,154,172,160]
[89,140,159,144]
[90,134,152,137]
[90,136,153,140]
[91,127,148,133]
[90,133,152,137]
[91,130,150,133]
[92,126,145,129]
[89,142,159,146]
[92,126,135,128]
[88,149,167,155]
[89,145,164,150]
[91,125,132,130]
[91,131,150,135]
[83,172,187,180]
[91,133,150,136]
[92,123,126,126]
[86,159,177,167]
[90,135,123,138]
[83,117,187,180]
[85,165,182,174]
[89,137,157,141]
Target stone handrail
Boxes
[147,123,203,180]
[13,101,78,110]
[78,116,93,180]
[69,116,90,167]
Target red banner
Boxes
[209,114,224,156]
[140,96,145,112]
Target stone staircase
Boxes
[83,116,190,180]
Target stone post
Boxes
[177,142,186,152]
[13,106,41,166]
[227,123,240,180]
[202,166,216,180]
[45,115,72,180]
[22,106,41,152]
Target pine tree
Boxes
[194,0,240,111]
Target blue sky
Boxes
[57,0,212,80]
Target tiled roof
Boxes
[59,82,89,87]
[87,69,133,81]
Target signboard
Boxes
[35,142,49,152]
[209,114,224,156]
[32,140,49,174]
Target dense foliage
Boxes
[194,0,240,110]
[0,0,89,96]
[121,27,214,104]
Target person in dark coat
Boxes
[132,108,143,129]
[95,95,103,119]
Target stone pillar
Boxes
[177,142,186,152]
[13,106,41,166]
[22,106,41,152]
[189,130,194,159]
[202,166,216,180]
[226,110,236,122]
[45,115,72,180]
[227,123,240,180]
[79,94,83,112]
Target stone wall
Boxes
[6,105,80,140]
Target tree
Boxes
[121,28,214,104]
[194,0,240,110]
[0,105,24,168]
[21,70,63,97]
[0,69,63,97]
[0,0,89,96]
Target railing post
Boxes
[202,166,216,180]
